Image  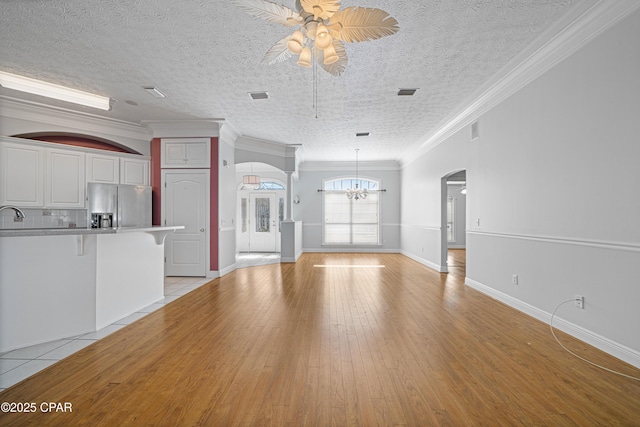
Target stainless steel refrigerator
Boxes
[87,183,152,228]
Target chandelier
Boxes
[346,148,367,200]
[233,0,399,76]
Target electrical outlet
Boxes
[575,295,584,309]
[512,275,518,285]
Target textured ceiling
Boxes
[0,0,581,162]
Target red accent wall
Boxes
[14,134,137,153]
[210,137,219,272]
[150,138,162,226]
[149,136,219,272]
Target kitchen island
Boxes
[0,226,182,353]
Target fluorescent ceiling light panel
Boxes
[0,71,111,110]
[143,86,166,98]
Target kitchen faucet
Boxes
[0,205,26,219]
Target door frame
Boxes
[161,169,210,276]
[440,169,466,273]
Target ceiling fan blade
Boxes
[232,0,303,27]
[300,0,341,20]
[330,6,399,43]
[318,40,348,76]
[262,35,294,64]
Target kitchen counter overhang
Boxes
[0,226,183,353]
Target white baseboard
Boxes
[281,249,304,263]
[400,250,447,273]
[465,277,640,369]
[218,263,236,277]
[206,271,220,279]
[303,247,400,254]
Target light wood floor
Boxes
[1,252,639,426]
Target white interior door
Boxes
[163,171,208,276]
[249,193,277,252]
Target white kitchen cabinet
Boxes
[45,148,85,208]
[1,137,150,208]
[161,138,210,168]
[0,142,45,207]
[86,153,120,184]
[120,157,150,185]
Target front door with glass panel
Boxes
[249,193,277,252]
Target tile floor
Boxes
[0,276,211,392]
[236,252,280,269]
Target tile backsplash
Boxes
[0,208,87,230]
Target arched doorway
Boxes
[235,162,286,268]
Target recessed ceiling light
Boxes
[356,132,370,137]
[0,71,111,110]
[142,86,166,98]
[397,88,418,96]
[249,91,269,100]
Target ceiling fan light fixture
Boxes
[287,30,304,54]
[297,47,312,68]
[323,43,339,64]
[233,0,398,76]
[315,24,332,49]
[305,21,318,39]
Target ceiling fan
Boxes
[233,0,399,76]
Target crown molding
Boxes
[219,121,241,146]
[0,95,149,142]
[400,0,640,167]
[142,119,224,138]
[235,135,301,158]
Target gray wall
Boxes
[296,165,401,252]
[400,9,640,366]
[447,184,466,248]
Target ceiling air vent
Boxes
[249,91,269,100]
[471,120,479,141]
[397,88,418,96]
[142,86,166,98]
[356,132,370,137]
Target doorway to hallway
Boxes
[441,170,467,272]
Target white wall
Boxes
[447,184,466,248]
[297,165,401,252]
[218,126,237,275]
[401,9,640,366]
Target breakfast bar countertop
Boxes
[0,227,117,237]
[0,225,183,238]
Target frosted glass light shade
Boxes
[287,30,304,54]
[315,24,331,49]
[297,47,312,68]
[323,43,339,64]
[0,71,111,110]
[305,21,318,40]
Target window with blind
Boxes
[323,178,380,245]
